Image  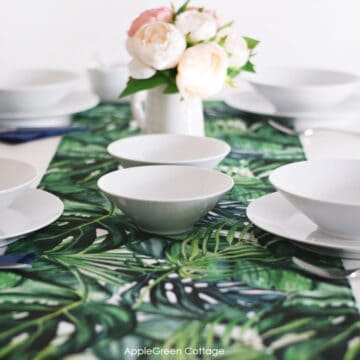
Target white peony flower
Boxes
[126,21,186,71]
[128,58,156,79]
[224,33,250,68]
[175,10,218,43]
[176,43,228,99]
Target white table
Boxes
[1,124,360,311]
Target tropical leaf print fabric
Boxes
[1,102,359,360]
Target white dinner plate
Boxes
[0,115,73,128]
[246,192,360,259]
[225,90,360,128]
[0,189,64,241]
[0,92,99,122]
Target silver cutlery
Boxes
[293,257,360,280]
[0,236,27,248]
[268,119,360,138]
[0,263,32,270]
[0,252,36,270]
[0,125,87,133]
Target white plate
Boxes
[0,189,64,241]
[0,115,73,128]
[269,159,360,239]
[225,90,360,128]
[0,92,99,121]
[98,165,234,235]
[108,134,230,168]
[246,192,360,259]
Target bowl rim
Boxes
[269,159,360,207]
[107,134,231,165]
[246,66,360,90]
[0,158,37,195]
[0,68,78,92]
[98,165,234,203]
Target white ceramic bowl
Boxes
[269,159,360,239]
[98,165,234,235]
[88,63,129,103]
[0,158,37,209]
[108,134,230,169]
[245,66,360,112]
[0,69,78,112]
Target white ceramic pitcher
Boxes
[131,86,205,136]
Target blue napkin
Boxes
[0,252,36,266]
[0,125,88,144]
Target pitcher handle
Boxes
[131,92,147,131]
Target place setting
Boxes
[0,68,99,143]
[247,159,360,260]
[223,66,360,133]
[0,157,63,266]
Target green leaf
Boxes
[218,36,227,47]
[218,20,234,32]
[242,60,256,73]
[227,67,242,79]
[175,0,191,16]
[243,36,260,50]
[227,60,256,79]
[0,272,21,289]
[119,72,168,98]
[160,69,179,94]
[120,70,180,97]
[164,82,179,94]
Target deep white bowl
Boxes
[245,66,360,112]
[98,165,234,235]
[108,134,230,168]
[88,63,129,103]
[0,68,78,112]
[269,159,360,239]
[0,158,37,209]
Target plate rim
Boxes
[0,188,64,240]
[224,91,360,121]
[0,92,99,120]
[246,191,360,252]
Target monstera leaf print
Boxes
[1,102,359,360]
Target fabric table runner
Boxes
[0,102,359,359]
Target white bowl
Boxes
[0,158,37,209]
[0,68,78,112]
[269,159,360,239]
[108,134,230,169]
[98,165,234,235]
[245,66,360,112]
[88,63,129,103]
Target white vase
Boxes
[131,86,205,136]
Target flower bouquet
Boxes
[121,0,259,99]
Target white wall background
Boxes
[0,0,359,74]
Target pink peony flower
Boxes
[128,7,173,37]
[187,6,222,27]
